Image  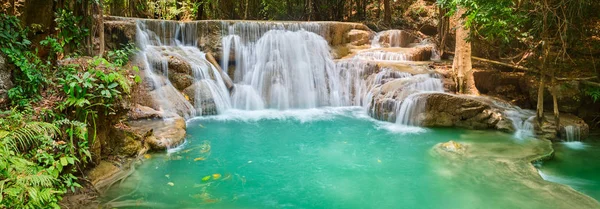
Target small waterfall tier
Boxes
[371,30,416,48]
[564,126,581,142]
[136,20,232,118]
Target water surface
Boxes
[539,140,600,201]
[103,108,600,208]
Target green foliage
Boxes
[436,0,526,43]
[0,110,88,208]
[585,86,600,103]
[1,9,138,209]
[106,43,138,67]
[0,14,47,106]
[54,8,89,52]
[57,56,132,138]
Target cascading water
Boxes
[371,30,414,48]
[392,73,444,125]
[136,20,232,118]
[500,104,536,139]
[222,23,356,109]
[564,125,581,142]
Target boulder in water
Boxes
[440,140,466,153]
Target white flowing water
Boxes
[136,20,232,118]
[221,22,374,110]
[371,30,413,48]
[565,125,581,142]
[393,74,444,125]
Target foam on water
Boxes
[562,141,588,150]
[188,106,362,123]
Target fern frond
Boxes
[17,174,55,188]
[2,122,59,152]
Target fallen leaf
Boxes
[167,182,174,186]
[212,173,221,180]
[194,157,206,161]
[202,176,211,181]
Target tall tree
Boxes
[452,7,478,94]
[384,0,391,24]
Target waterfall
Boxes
[565,126,581,142]
[222,23,349,110]
[136,20,232,118]
[371,30,414,48]
[392,74,444,125]
[502,106,536,139]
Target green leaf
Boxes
[60,157,68,166]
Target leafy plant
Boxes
[0,14,47,106]
[106,43,138,67]
[54,8,89,52]
[0,111,88,208]
[585,86,600,103]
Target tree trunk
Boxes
[452,7,478,95]
[196,1,204,20]
[384,0,391,24]
[94,1,105,56]
[307,0,313,21]
[536,0,550,126]
[551,69,560,132]
[437,6,449,58]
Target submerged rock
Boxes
[439,140,466,153]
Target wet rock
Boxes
[128,116,187,151]
[87,161,120,187]
[372,30,416,48]
[346,29,372,46]
[182,82,218,115]
[167,55,192,74]
[104,17,137,52]
[440,140,466,153]
[421,93,507,130]
[168,72,194,91]
[127,104,164,120]
[109,127,143,157]
[0,54,13,106]
[542,113,590,141]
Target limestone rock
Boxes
[87,161,120,187]
[372,30,416,48]
[167,55,192,74]
[440,140,466,153]
[127,104,164,120]
[421,93,505,130]
[182,82,218,115]
[168,72,194,91]
[0,54,13,106]
[346,29,372,46]
[128,116,187,151]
